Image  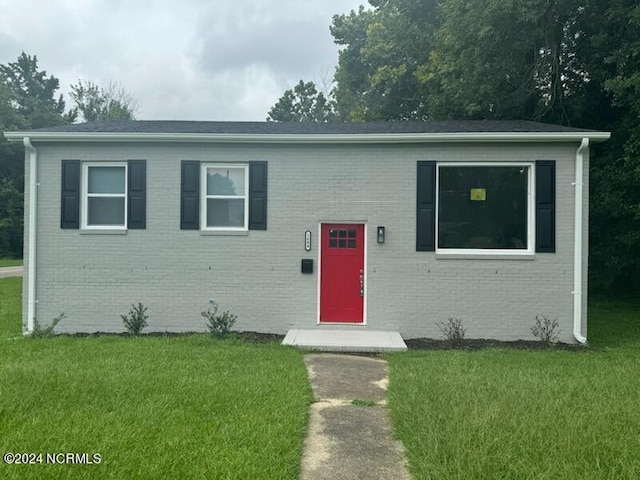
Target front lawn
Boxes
[388,301,640,479]
[0,278,311,480]
[0,278,22,338]
[0,258,22,268]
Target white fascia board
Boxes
[3,131,612,144]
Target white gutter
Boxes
[3,131,612,144]
[573,138,589,344]
[24,137,37,335]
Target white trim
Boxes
[3,131,612,144]
[573,138,589,344]
[24,138,37,334]
[317,222,367,326]
[81,162,128,230]
[435,162,535,256]
[200,163,249,231]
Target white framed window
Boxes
[201,164,249,231]
[82,163,127,229]
[436,162,534,254]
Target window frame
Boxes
[435,162,535,256]
[81,162,128,230]
[200,163,250,231]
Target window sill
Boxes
[199,230,249,236]
[436,251,535,260]
[80,229,127,235]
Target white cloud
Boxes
[0,0,365,121]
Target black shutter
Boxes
[416,161,436,251]
[181,161,200,230]
[60,160,80,229]
[127,160,146,229]
[249,161,267,230]
[536,160,555,253]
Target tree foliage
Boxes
[331,2,439,120]
[69,80,138,122]
[0,52,75,128]
[267,80,334,122]
[0,178,23,258]
[0,53,78,258]
[0,52,140,259]
[268,0,640,294]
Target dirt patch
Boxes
[404,337,589,352]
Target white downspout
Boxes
[24,137,37,335]
[573,138,589,344]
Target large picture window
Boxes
[201,164,249,230]
[437,164,533,252]
[82,163,127,228]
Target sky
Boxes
[0,0,365,121]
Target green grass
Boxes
[388,301,640,479]
[0,280,312,479]
[4,276,640,479]
[0,258,22,267]
[0,278,22,338]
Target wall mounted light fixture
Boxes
[377,226,385,244]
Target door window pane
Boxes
[88,166,125,194]
[206,198,245,227]
[438,166,528,249]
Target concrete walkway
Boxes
[300,354,411,480]
[0,266,23,278]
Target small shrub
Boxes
[30,313,66,338]
[531,314,560,344]
[436,317,466,344]
[202,301,237,337]
[121,302,149,335]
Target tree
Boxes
[581,0,640,292]
[0,52,75,127]
[0,178,23,258]
[0,52,74,258]
[70,80,138,122]
[267,80,335,122]
[268,0,640,294]
[0,82,26,183]
[331,1,440,120]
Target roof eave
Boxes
[3,131,612,143]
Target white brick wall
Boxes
[23,141,587,342]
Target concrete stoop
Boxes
[282,329,407,352]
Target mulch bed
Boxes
[55,331,588,351]
[404,337,589,351]
[59,331,285,343]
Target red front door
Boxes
[320,224,365,323]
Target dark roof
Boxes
[28,119,601,135]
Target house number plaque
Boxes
[304,231,311,251]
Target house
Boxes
[4,120,610,347]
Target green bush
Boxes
[531,314,559,344]
[436,317,466,344]
[30,313,65,338]
[202,301,237,337]
[121,302,149,335]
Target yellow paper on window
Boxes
[470,188,486,201]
